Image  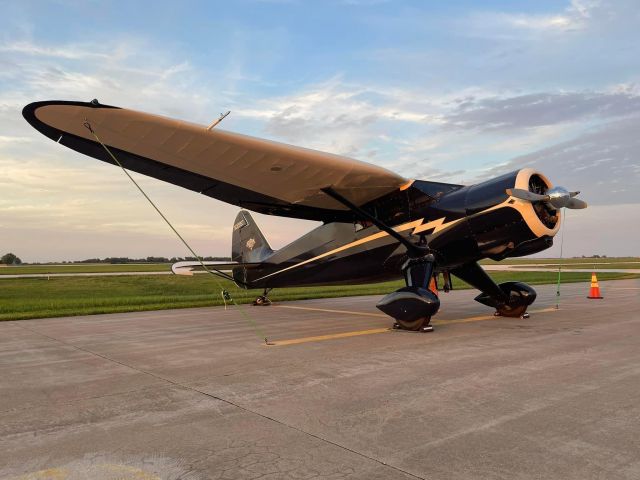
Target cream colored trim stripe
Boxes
[254,169,560,283]
[254,216,463,282]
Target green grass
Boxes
[1,271,638,321]
[505,263,640,270]
[0,263,172,275]
[481,257,639,266]
[2,257,635,276]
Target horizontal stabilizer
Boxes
[171,260,264,276]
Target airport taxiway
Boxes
[1,279,639,479]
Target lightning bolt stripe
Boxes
[251,168,561,284]
[253,217,459,282]
[412,216,464,235]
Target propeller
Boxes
[506,186,587,209]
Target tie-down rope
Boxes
[555,209,566,310]
[82,120,271,344]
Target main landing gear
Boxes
[320,187,442,333]
[377,253,440,332]
[452,263,537,319]
[253,288,272,306]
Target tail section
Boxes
[232,210,274,263]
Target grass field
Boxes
[481,257,639,267]
[0,263,171,275]
[2,257,637,275]
[2,271,637,321]
[503,263,639,270]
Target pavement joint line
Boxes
[267,307,560,346]
[9,322,428,480]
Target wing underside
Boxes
[23,100,407,222]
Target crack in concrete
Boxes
[11,322,425,480]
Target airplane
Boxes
[23,99,587,332]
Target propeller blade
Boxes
[566,198,588,209]
[508,186,587,209]
[506,188,549,202]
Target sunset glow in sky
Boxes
[1,0,639,262]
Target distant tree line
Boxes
[1,253,22,265]
[65,256,231,264]
[2,252,628,266]
[12,256,231,265]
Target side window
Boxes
[354,220,373,232]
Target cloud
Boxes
[235,78,442,159]
[0,135,32,145]
[0,39,221,125]
[0,41,111,60]
[465,0,599,35]
[444,91,640,132]
[415,168,467,184]
[2,1,639,261]
[233,79,640,193]
[476,117,640,205]
[498,0,596,32]
[406,115,640,256]
[0,38,241,261]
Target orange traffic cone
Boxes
[587,272,603,299]
[429,276,438,296]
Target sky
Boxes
[0,0,638,262]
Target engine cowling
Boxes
[428,168,560,263]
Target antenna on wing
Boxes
[206,111,231,131]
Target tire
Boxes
[396,316,431,331]
[254,296,264,306]
[495,290,528,317]
[495,304,528,317]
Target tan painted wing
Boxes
[24,101,407,221]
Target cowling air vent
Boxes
[529,174,558,229]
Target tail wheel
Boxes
[395,317,431,331]
[253,296,272,306]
